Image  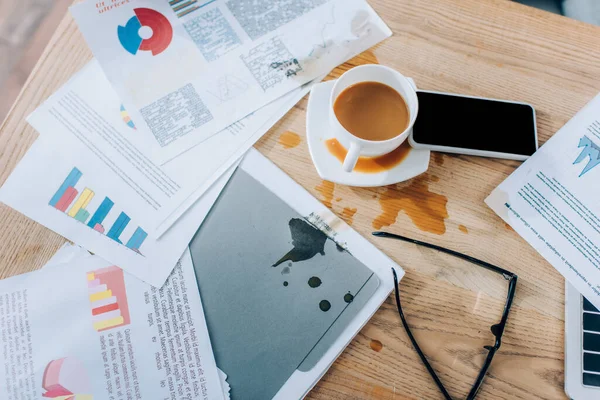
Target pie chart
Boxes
[118,8,173,56]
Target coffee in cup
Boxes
[333,81,410,142]
[329,64,419,172]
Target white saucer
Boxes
[306,79,430,187]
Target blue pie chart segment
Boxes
[118,16,143,55]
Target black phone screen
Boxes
[412,91,537,156]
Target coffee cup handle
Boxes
[342,142,361,172]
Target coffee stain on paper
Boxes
[325,138,411,174]
[372,175,449,235]
[315,180,335,209]
[341,207,357,225]
[278,131,301,149]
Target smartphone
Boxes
[409,91,538,160]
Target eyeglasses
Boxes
[372,231,518,400]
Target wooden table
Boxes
[1,0,599,398]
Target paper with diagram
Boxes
[0,247,225,400]
[70,0,392,163]
[28,60,317,237]
[0,134,237,286]
[487,93,600,309]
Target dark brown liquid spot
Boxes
[273,218,327,267]
[433,153,445,166]
[283,281,289,287]
[344,293,354,303]
[341,207,357,225]
[319,300,331,312]
[308,276,322,288]
[431,175,440,183]
[281,266,291,275]
[278,131,301,149]
[325,138,411,174]
[370,339,383,352]
[315,180,335,209]
[372,175,449,235]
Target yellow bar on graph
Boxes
[87,272,95,281]
[89,289,112,302]
[67,188,95,217]
[93,316,124,331]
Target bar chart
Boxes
[49,167,147,254]
[87,266,131,332]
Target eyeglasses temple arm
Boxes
[392,268,453,400]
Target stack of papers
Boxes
[0,0,395,398]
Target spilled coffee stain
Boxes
[325,49,380,81]
[273,218,327,267]
[319,300,331,312]
[433,152,445,166]
[458,225,468,234]
[505,222,515,232]
[281,266,291,275]
[372,175,449,234]
[335,197,342,202]
[283,281,289,287]
[325,138,411,174]
[431,175,440,183]
[341,207,357,225]
[278,131,301,149]
[344,292,354,303]
[370,339,383,352]
[308,276,322,288]
[315,180,335,209]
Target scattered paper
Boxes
[487,93,600,309]
[0,134,237,286]
[29,60,317,237]
[0,248,224,399]
[70,0,391,163]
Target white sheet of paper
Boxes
[486,93,600,309]
[70,0,391,163]
[0,134,237,287]
[0,248,224,400]
[233,149,399,399]
[28,60,317,237]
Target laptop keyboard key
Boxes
[584,313,600,333]
[584,297,600,313]
[584,352,600,373]
[583,373,600,387]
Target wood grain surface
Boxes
[1,0,600,399]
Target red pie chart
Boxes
[118,8,173,56]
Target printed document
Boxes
[70,0,392,163]
[0,133,237,286]
[29,61,316,237]
[0,248,224,400]
[487,93,600,308]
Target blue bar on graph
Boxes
[49,168,82,207]
[126,227,147,251]
[87,197,114,228]
[106,212,130,244]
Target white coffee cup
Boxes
[329,65,419,172]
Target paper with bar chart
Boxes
[70,0,391,163]
[0,133,237,286]
[28,60,318,237]
[0,247,225,399]
[50,167,147,255]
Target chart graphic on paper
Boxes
[120,104,136,129]
[87,266,131,332]
[42,357,93,399]
[169,0,217,18]
[118,8,173,56]
[49,167,148,254]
